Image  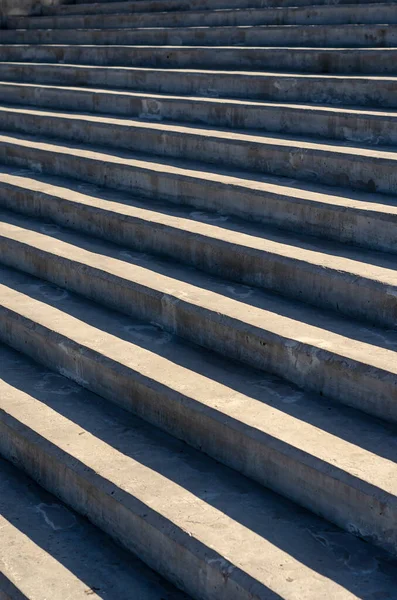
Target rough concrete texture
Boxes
[0,0,397,598]
[1,342,397,600]
[0,0,61,27]
[0,454,190,600]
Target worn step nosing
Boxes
[54,0,397,16]
[0,272,396,557]
[3,23,397,46]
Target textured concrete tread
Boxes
[0,103,396,159]
[0,188,397,328]
[0,61,395,84]
[1,81,396,120]
[0,223,396,412]
[0,336,397,600]
[0,453,189,600]
[1,166,397,255]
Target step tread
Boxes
[1,180,397,291]
[2,103,397,162]
[1,60,395,81]
[3,129,397,208]
[1,287,397,600]
[3,43,397,51]
[1,91,397,119]
[0,218,397,492]
[8,23,397,31]
[2,163,397,232]
[1,205,397,369]
[0,449,189,600]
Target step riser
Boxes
[53,0,394,16]
[0,292,395,557]
[0,414,233,600]
[0,225,395,429]
[10,4,397,29]
[1,193,396,330]
[1,174,397,284]
[1,45,396,75]
[0,109,395,196]
[3,25,397,47]
[0,64,394,108]
[1,140,397,265]
[0,84,396,147]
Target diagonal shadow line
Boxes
[0,344,396,600]
[0,231,396,465]
[0,455,191,600]
[1,206,396,355]
[0,573,29,600]
[2,166,397,274]
[0,411,285,600]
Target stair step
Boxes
[0,209,396,422]
[0,44,396,74]
[1,163,397,258]
[0,111,396,196]
[0,63,393,108]
[0,451,189,600]
[1,198,397,325]
[1,266,397,562]
[1,83,397,146]
[10,3,397,30]
[3,23,397,47]
[1,132,397,248]
[3,82,397,146]
[54,0,395,16]
[0,0,397,595]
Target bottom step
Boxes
[0,456,189,600]
[0,343,396,600]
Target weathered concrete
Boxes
[0,0,397,596]
[0,454,189,600]
[10,2,397,29]
[0,0,61,27]
[2,23,397,47]
[0,106,396,198]
[0,44,397,74]
[0,64,394,107]
[1,337,397,600]
[0,82,397,147]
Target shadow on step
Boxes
[1,345,397,600]
[0,455,189,600]
[0,572,29,600]
[2,233,396,466]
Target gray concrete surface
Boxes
[0,262,396,554]
[0,64,393,107]
[0,0,397,597]
[0,0,62,27]
[0,455,190,600]
[10,3,397,29]
[1,23,397,47]
[1,342,397,600]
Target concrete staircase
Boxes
[0,0,397,598]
